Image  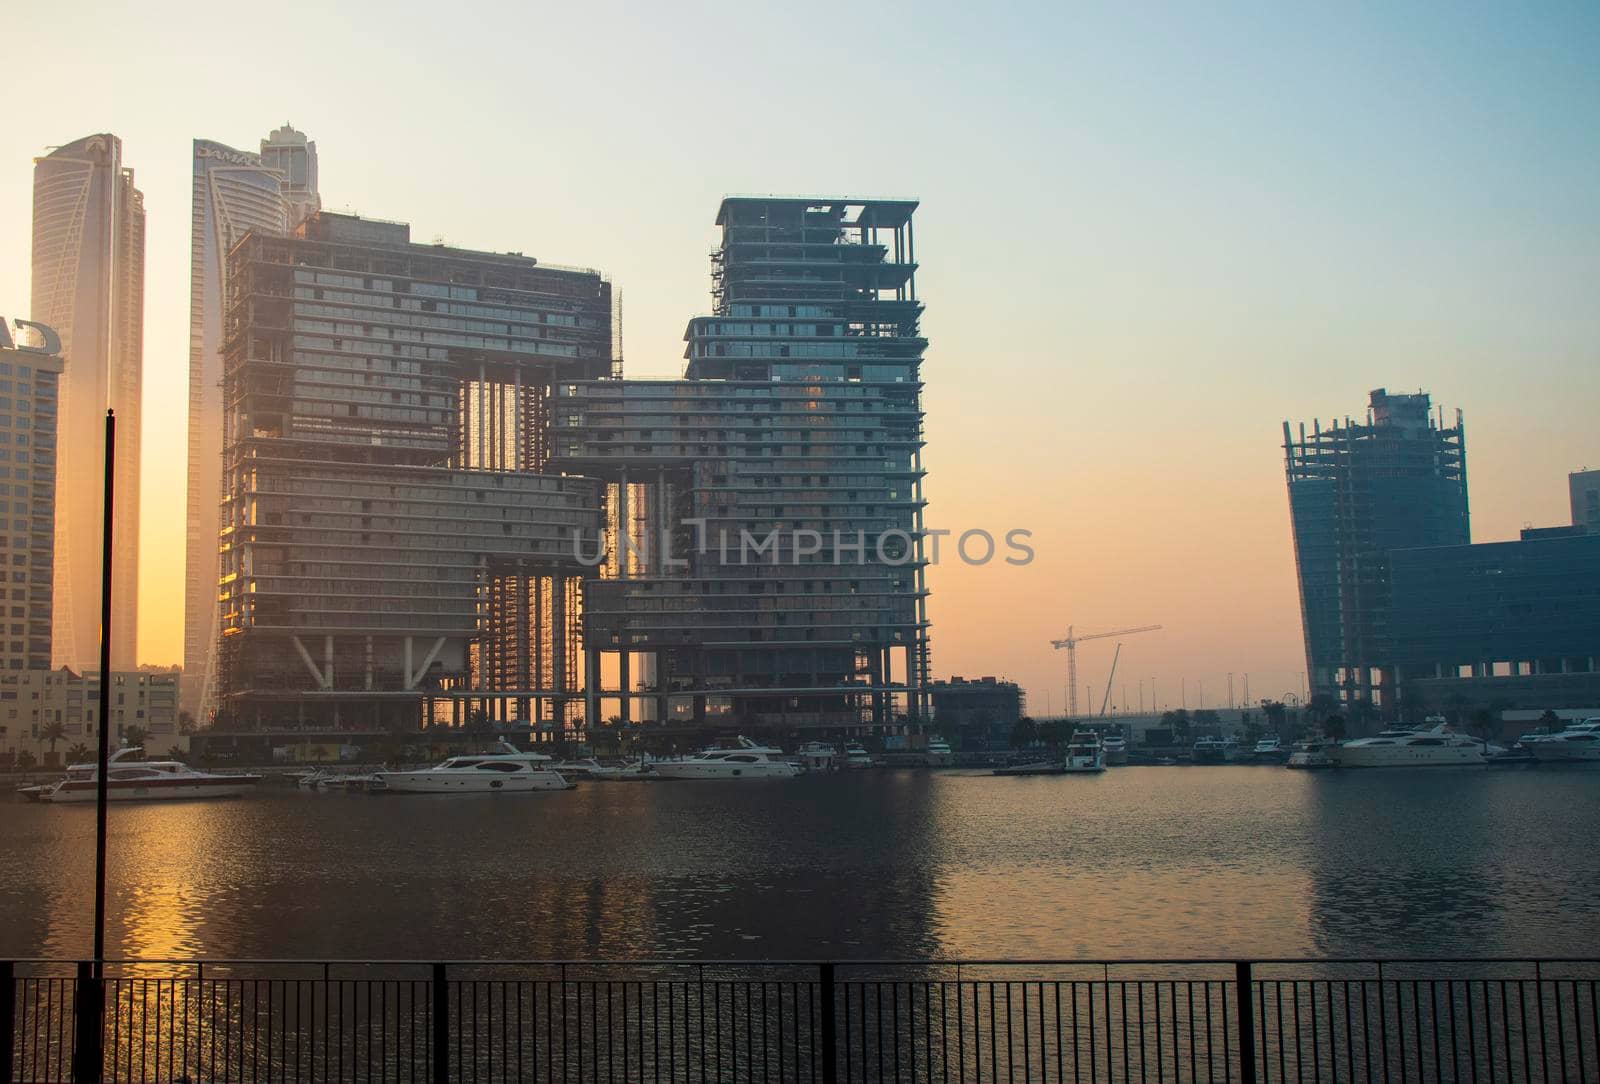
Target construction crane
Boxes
[1050,625,1162,718]
[1099,643,1122,716]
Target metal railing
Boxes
[4,958,1596,1082]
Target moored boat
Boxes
[1101,734,1128,765]
[1192,736,1243,764]
[32,748,259,803]
[1285,739,1334,770]
[1526,719,1600,764]
[924,737,954,767]
[651,737,800,780]
[374,741,572,793]
[1064,730,1106,773]
[1331,719,1487,768]
[843,742,875,770]
[1250,736,1287,762]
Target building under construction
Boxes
[1282,388,1469,711]
[217,212,611,730]
[550,197,931,735]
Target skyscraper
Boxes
[0,319,63,672]
[1283,389,1469,712]
[216,212,610,729]
[31,134,144,671]
[183,128,318,724]
[553,197,931,733]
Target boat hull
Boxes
[42,778,259,802]
[375,772,572,793]
[1527,742,1600,763]
[650,763,798,780]
[1333,747,1485,768]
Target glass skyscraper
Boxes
[31,134,143,671]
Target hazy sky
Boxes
[3,2,1596,714]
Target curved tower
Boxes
[183,138,296,722]
[31,133,143,671]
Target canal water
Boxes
[2,766,1596,961]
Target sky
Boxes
[2,1,1596,714]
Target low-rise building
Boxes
[0,668,183,768]
[929,676,1024,748]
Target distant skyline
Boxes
[2,2,1596,716]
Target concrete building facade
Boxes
[0,320,62,672]
[1283,389,1469,710]
[551,197,930,735]
[0,668,181,768]
[31,134,144,671]
[184,129,319,725]
[929,676,1023,748]
[216,212,610,730]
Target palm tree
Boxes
[41,721,66,765]
[122,725,149,750]
[1323,714,1347,744]
[66,742,91,764]
[1537,709,1562,733]
[16,749,37,771]
[165,745,187,762]
[1469,708,1498,749]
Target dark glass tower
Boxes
[1283,389,1469,713]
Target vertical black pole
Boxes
[820,962,838,1084]
[71,961,102,1084]
[93,409,115,970]
[431,963,448,1084]
[1235,961,1257,1084]
[1,960,14,1084]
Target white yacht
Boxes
[1192,736,1242,764]
[924,737,954,767]
[1064,730,1106,773]
[1250,736,1287,763]
[1100,733,1128,766]
[373,741,572,793]
[1527,719,1600,763]
[792,741,839,772]
[1285,739,1335,770]
[843,742,875,770]
[1332,720,1487,768]
[650,737,799,780]
[30,748,260,803]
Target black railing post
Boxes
[71,960,103,1084]
[432,963,449,1084]
[1,961,14,1084]
[1235,961,1257,1084]
[820,962,838,1084]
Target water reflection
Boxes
[2,767,1595,961]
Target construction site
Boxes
[217,212,613,731]
[215,197,933,740]
[1282,389,1470,709]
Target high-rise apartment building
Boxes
[552,197,930,733]
[0,319,63,671]
[1283,389,1469,710]
[1571,469,1600,532]
[217,212,610,729]
[31,134,143,671]
[184,127,319,724]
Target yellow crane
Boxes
[1050,625,1162,718]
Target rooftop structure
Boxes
[1283,388,1469,710]
[216,212,611,730]
[551,196,930,734]
[31,134,144,670]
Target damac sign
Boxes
[0,318,61,356]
